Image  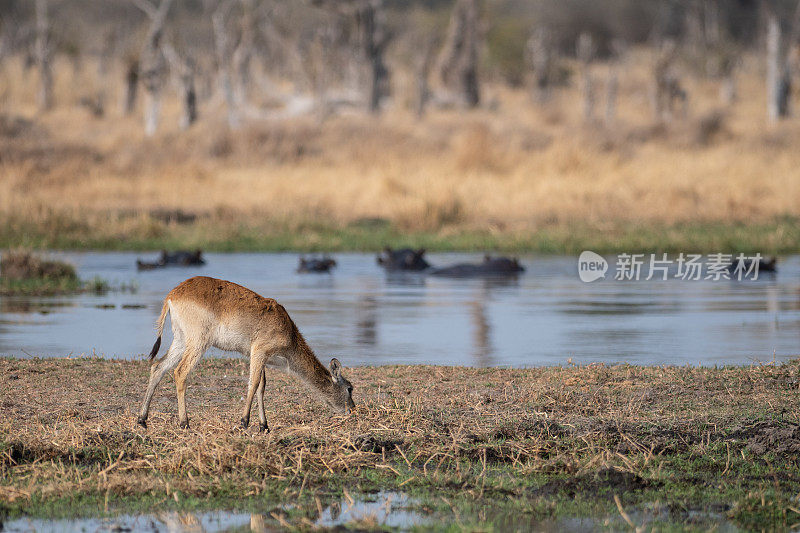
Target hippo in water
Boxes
[727,255,777,275]
[136,250,205,270]
[297,256,337,273]
[430,255,525,278]
[376,247,431,271]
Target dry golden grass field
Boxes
[1,49,799,251]
[2,357,800,529]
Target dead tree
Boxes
[34,0,53,111]
[605,40,626,125]
[355,0,390,113]
[765,4,786,121]
[212,1,239,128]
[92,27,118,116]
[415,38,436,118]
[123,56,139,115]
[311,0,391,113]
[436,0,480,108]
[718,49,739,105]
[525,28,553,104]
[576,33,595,122]
[132,0,173,136]
[652,40,687,122]
[764,0,800,122]
[232,0,256,109]
[164,44,198,130]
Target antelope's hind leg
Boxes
[138,327,186,428]
[174,340,208,429]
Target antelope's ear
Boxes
[330,358,342,380]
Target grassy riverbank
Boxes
[2,358,800,530]
[2,214,799,254]
[4,52,800,256]
[0,251,110,295]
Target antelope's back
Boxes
[169,276,294,343]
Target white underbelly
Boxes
[212,324,251,354]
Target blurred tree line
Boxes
[1,0,798,130]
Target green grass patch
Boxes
[1,212,799,253]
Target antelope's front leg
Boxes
[256,369,269,433]
[241,349,265,429]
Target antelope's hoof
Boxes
[240,418,249,429]
[137,416,147,429]
[179,420,190,429]
[258,423,269,433]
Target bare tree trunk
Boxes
[357,0,389,113]
[577,32,595,122]
[141,42,166,136]
[765,3,793,122]
[212,1,239,128]
[232,0,256,109]
[652,40,686,122]
[604,40,625,126]
[605,69,618,125]
[718,51,738,105]
[95,28,117,114]
[526,28,552,104]
[164,44,198,130]
[182,75,197,129]
[34,0,53,112]
[766,7,782,121]
[415,40,435,118]
[436,0,480,108]
[133,0,173,136]
[123,57,139,115]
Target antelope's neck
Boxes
[289,343,333,394]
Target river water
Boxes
[0,252,797,366]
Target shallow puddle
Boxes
[1,493,744,532]
[2,491,429,532]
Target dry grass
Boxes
[2,358,800,528]
[1,49,800,247]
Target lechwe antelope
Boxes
[137,276,355,431]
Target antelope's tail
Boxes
[148,299,170,360]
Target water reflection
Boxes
[0,252,798,366]
[2,491,428,532]
[0,299,76,314]
[356,295,378,346]
[466,277,519,366]
[1,495,741,532]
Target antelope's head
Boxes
[327,358,355,414]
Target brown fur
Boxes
[137,276,354,431]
